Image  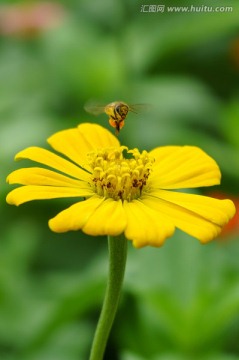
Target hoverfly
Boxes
[84,101,147,135]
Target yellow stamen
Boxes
[88,146,154,201]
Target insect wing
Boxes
[84,101,105,116]
[128,103,149,114]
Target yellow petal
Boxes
[49,196,104,232]
[47,123,120,171]
[123,200,175,248]
[7,167,90,187]
[141,194,234,243]
[83,198,127,236]
[149,146,221,189]
[148,190,236,226]
[15,147,90,182]
[77,123,120,147]
[6,186,94,206]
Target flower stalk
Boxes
[89,234,128,360]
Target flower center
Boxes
[87,146,154,201]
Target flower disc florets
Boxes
[88,146,154,201]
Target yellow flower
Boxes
[6,123,236,248]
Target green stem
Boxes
[89,234,128,360]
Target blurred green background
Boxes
[1,0,239,359]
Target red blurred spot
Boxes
[209,191,239,238]
[230,38,239,70]
[0,2,65,38]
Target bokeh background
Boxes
[1,0,239,359]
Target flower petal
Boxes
[49,196,104,232]
[78,123,120,148]
[141,194,235,243]
[7,167,90,187]
[15,147,90,181]
[123,200,175,248]
[6,186,94,206]
[150,146,221,189]
[83,198,127,236]
[47,123,120,170]
[148,189,236,226]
